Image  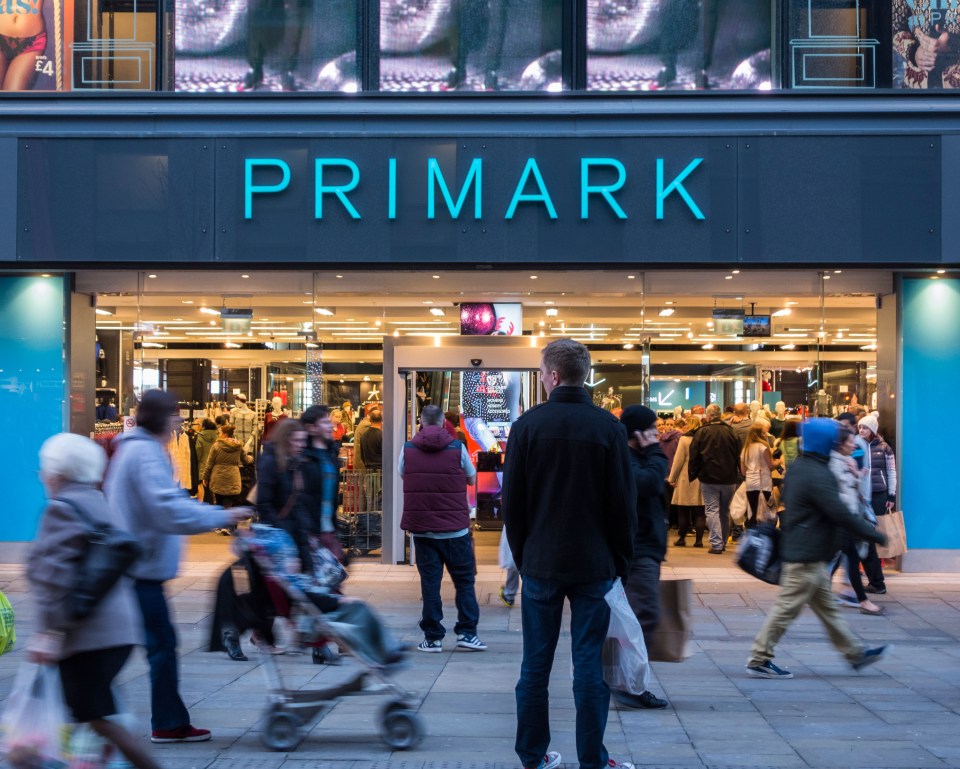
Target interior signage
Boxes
[243,156,705,222]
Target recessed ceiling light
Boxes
[834,270,842,274]
[787,300,799,306]
[937,269,946,274]
[665,301,674,305]
[336,275,343,279]
[423,300,434,305]
[701,343,715,350]
[780,343,796,350]
[544,300,555,305]
[823,275,831,280]
[622,343,635,350]
[432,275,440,279]
[393,330,399,337]
[659,308,675,317]
[40,273,51,278]
[546,308,558,317]
[731,270,740,274]
[430,308,446,317]
[148,274,157,279]
[530,275,538,280]
[374,320,382,327]
[315,307,335,316]
[241,274,250,279]
[181,300,194,305]
[94,308,113,316]
[772,308,791,317]
[725,276,733,280]
[627,275,636,280]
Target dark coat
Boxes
[688,420,741,484]
[780,453,885,563]
[503,386,636,582]
[255,445,313,568]
[400,425,470,533]
[658,429,682,469]
[629,443,668,562]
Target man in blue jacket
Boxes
[745,418,890,679]
[504,339,636,769]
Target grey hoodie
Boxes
[104,427,231,581]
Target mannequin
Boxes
[814,388,833,417]
[769,401,787,439]
[231,393,256,449]
[749,400,761,421]
[263,396,287,441]
[600,387,621,412]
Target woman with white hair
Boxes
[26,433,161,769]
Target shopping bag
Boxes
[0,663,68,769]
[497,528,515,570]
[602,579,650,695]
[0,591,14,656]
[876,511,907,559]
[730,483,748,526]
[646,579,693,662]
[734,523,782,585]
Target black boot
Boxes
[673,537,686,547]
[222,629,248,661]
[242,66,263,91]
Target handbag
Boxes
[602,579,650,695]
[734,523,782,585]
[53,498,142,624]
[730,483,748,526]
[646,579,693,663]
[0,591,14,656]
[876,510,907,559]
[310,542,347,590]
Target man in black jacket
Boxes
[746,419,891,679]
[614,405,669,710]
[688,403,740,554]
[504,339,636,769]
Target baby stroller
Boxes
[236,526,425,752]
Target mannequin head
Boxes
[235,393,249,410]
[271,396,283,414]
[775,401,786,418]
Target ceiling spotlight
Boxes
[665,301,674,305]
[701,343,715,350]
[430,308,446,317]
[530,275,538,280]
[539,321,546,327]
[834,270,842,274]
[546,307,559,317]
[627,275,636,280]
[336,274,343,279]
[374,319,382,327]
[780,343,796,350]
[772,308,791,317]
[393,330,399,337]
[724,275,733,280]
[823,275,831,280]
[147,274,157,279]
[181,300,194,305]
[241,274,250,279]
[224,342,241,349]
[432,275,440,279]
[622,342,635,350]
[731,270,740,274]
[314,307,335,316]
[94,308,114,316]
[659,308,675,317]
[199,307,221,316]
[937,269,946,274]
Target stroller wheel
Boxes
[380,704,424,750]
[262,711,300,751]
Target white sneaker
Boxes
[606,759,635,769]
[530,752,561,769]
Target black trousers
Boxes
[676,504,706,541]
[861,492,889,589]
[623,556,661,645]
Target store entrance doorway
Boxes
[382,336,543,564]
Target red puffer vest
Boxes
[400,425,469,533]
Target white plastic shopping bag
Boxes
[498,528,515,570]
[602,578,650,696]
[730,482,748,526]
[1,662,68,768]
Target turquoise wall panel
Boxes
[0,277,64,541]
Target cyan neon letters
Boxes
[656,158,705,220]
[506,158,558,220]
[388,158,397,220]
[244,158,290,220]
[315,159,361,220]
[581,159,627,220]
[427,158,482,220]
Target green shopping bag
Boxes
[0,591,15,656]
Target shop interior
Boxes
[76,268,894,563]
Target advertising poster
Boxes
[893,0,960,88]
[174,0,358,92]
[587,0,771,90]
[0,0,70,90]
[459,302,522,336]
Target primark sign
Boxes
[243,155,707,222]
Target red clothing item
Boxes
[263,412,287,441]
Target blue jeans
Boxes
[413,534,479,640]
[515,576,613,769]
[134,579,191,732]
[701,482,735,550]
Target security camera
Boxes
[470,358,483,367]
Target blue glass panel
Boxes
[0,277,64,541]
[901,278,960,549]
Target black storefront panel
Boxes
[738,136,940,264]
[15,135,942,265]
[17,140,215,263]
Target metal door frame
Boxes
[382,336,543,564]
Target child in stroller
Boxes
[237,524,423,751]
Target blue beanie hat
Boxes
[800,418,838,458]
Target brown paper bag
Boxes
[876,511,907,559]
[647,579,693,662]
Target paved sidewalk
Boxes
[4,539,960,769]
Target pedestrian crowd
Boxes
[12,340,899,769]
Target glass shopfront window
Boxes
[379,0,563,92]
[174,0,359,92]
[0,0,156,92]
[586,0,773,91]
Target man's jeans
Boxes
[701,482,735,550]
[515,576,613,769]
[413,534,479,640]
[134,579,191,731]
